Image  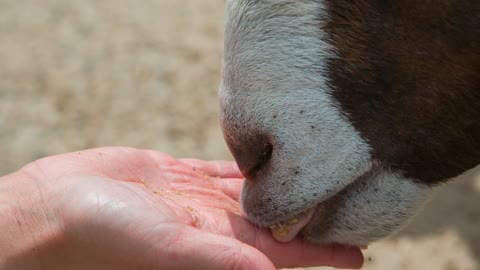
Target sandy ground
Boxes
[1,1,479,269]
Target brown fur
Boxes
[324,0,480,184]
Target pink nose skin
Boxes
[226,136,273,181]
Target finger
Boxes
[267,240,364,269]
[177,159,244,200]
[217,213,364,269]
[179,159,243,179]
[208,177,244,201]
[166,227,276,270]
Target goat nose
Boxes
[227,137,273,181]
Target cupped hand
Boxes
[10,147,363,270]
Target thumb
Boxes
[164,227,276,270]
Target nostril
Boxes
[248,142,273,177]
[229,140,273,181]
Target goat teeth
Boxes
[270,220,298,237]
[269,210,315,243]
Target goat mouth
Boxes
[269,160,381,243]
[269,209,315,242]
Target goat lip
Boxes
[269,209,315,243]
[268,161,382,243]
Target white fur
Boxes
[305,170,429,245]
[220,0,430,245]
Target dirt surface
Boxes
[1,1,479,269]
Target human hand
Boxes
[0,147,363,270]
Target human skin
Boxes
[0,147,363,270]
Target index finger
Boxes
[198,210,364,269]
[224,214,364,269]
[179,159,244,179]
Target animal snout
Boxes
[226,134,273,180]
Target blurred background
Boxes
[0,1,479,269]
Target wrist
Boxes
[0,169,63,270]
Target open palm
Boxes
[18,147,362,270]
